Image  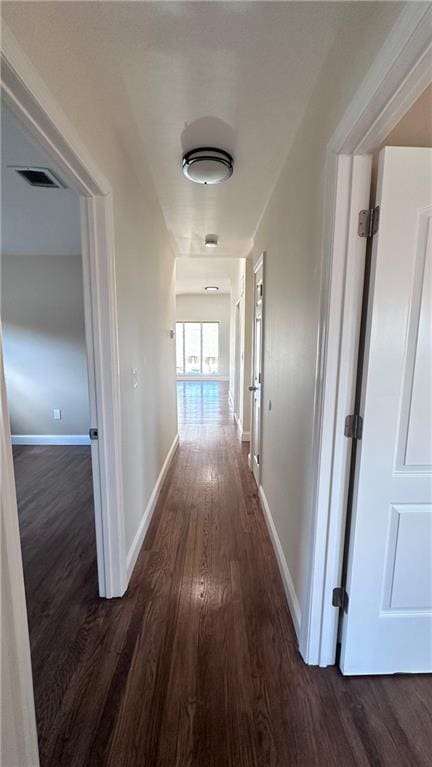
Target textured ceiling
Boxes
[1,1,400,259]
[176,257,239,295]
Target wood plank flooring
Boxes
[14,382,432,766]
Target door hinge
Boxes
[89,428,98,441]
[344,413,363,440]
[358,206,380,238]
[257,454,260,465]
[332,586,349,612]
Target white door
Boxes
[340,147,432,675]
[250,258,264,485]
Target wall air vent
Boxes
[11,166,65,189]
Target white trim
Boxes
[250,252,265,486]
[331,5,432,155]
[254,253,264,274]
[1,341,40,766]
[234,413,250,443]
[1,23,126,600]
[81,194,126,598]
[258,485,301,639]
[127,434,179,579]
[228,389,234,411]
[304,3,432,666]
[11,435,91,446]
[176,375,229,382]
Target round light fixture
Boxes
[182,147,233,185]
[205,286,219,292]
[205,234,218,248]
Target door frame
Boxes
[1,28,127,762]
[1,29,127,593]
[301,3,432,666]
[233,298,241,419]
[249,252,265,484]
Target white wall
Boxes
[2,254,90,437]
[0,13,178,558]
[1,103,82,258]
[252,4,403,640]
[176,293,230,379]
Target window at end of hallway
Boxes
[176,322,219,376]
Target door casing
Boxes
[1,25,129,764]
[234,300,241,419]
[301,4,432,667]
[249,253,265,485]
[0,29,129,765]
[339,146,432,674]
[1,22,127,602]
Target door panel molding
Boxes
[396,212,432,472]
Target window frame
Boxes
[176,321,220,376]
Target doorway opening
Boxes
[1,98,104,737]
[305,47,432,669]
[337,132,432,674]
[174,256,250,433]
[1,42,126,761]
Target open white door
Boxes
[250,256,264,485]
[340,147,432,675]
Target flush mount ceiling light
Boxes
[182,147,233,185]
[205,234,218,248]
[205,286,219,292]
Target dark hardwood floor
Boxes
[14,383,432,766]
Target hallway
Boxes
[13,382,431,766]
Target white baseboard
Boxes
[11,434,91,445]
[127,433,179,580]
[234,413,250,443]
[258,485,302,639]
[228,390,234,410]
[176,375,229,382]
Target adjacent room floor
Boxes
[14,383,432,766]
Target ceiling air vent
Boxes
[11,166,65,188]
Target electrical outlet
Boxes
[53,408,61,420]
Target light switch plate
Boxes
[53,408,61,420]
